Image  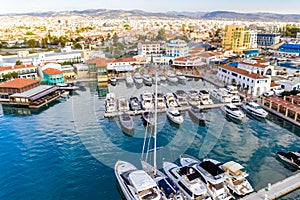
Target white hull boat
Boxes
[166,107,184,125]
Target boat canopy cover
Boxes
[199,160,224,177]
[128,170,157,192]
[157,178,178,198]
[222,161,244,175]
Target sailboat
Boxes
[141,72,185,200]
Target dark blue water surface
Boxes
[0,81,299,200]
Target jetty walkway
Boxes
[104,103,242,118]
[242,172,300,200]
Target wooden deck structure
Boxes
[242,172,300,200]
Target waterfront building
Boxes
[217,65,271,96]
[172,56,205,69]
[42,68,64,85]
[279,44,300,55]
[222,25,251,54]
[257,33,280,47]
[107,58,137,75]
[137,41,161,56]
[238,59,275,76]
[249,31,258,49]
[0,64,38,81]
[275,77,300,91]
[165,39,188,58]
[87,58,108,87]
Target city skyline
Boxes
[1,0,300,15]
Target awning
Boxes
[30,87,58,100]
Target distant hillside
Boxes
[2,9,300,22]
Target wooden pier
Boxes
[104,103,242,118]
[242,172,300,200]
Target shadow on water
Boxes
[275,156,298,172]
[267,113,300,137]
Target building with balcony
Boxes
[217,65,271,96]
[0,64,38,81]
[238,59,275,76]
[138,41,161,56]
[222,25,251,54]
[257,33,280,47]
[165,39,188,57]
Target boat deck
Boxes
[104,103,242,118]
[242,172,300,200]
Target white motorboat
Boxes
[199,90,213,105]
[188,106,205,125]
[118,97,130,112]
[129,96,141,111]
[167,73,178,83]
[125,73,134,85]
[140,91,154,110]
[158,74,167,82]
[153,92,166,110]
[143,74,153,86]
[165,92,179,108]
[277,151,300,169]
[220,104,245,121]
[242,101,268,118]
[211,89,232,103]
[222,161,254,196]
[176,72,187,83]
[133,72,143,84]
[105,93,117,113]
[225,85,240,103]
[119,113,134,135]
[173,90,189,107]
[110,77,117,86]
[142,111,155,126]
[163,161,211,200]
[180,156,233,200]
[166,107,184,125]
[188,90,201,107]
[60,90,70,98]
[115,160,161,200]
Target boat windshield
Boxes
[229,107,239,111]
[171,112,181,117]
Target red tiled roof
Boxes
[111,58,137,63]
[270,82,280,87]
[43,68,62,75]
[265,97,300,113]
[0,78,39,89]
[219,65,269,79]
[87,57,107,67]
[239,61,269,68]
[0,64,35,73]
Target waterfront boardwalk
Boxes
[242,172,300,200]
[104,103,242,118]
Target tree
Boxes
[26,39,38,49]
[112,33,119,44]
[182,24,187,31]
[16,60,23,65]
[59,36,67,48]
[156,28,166,41]
[2,73,12,80]
[124,24,131,30]
[11,72,18,79]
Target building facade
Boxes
[42,68,64,85]
[87,58,108,86]
[0,64,38,81]
[165,39,188,57]
[137,41,161,56]
[279,44,300,54]
[222,25,251,54]
[217,65,271,96]
[238,60,275,76]
[257,33,280,47]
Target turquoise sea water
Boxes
[0,80,299,200]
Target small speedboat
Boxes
[105,93,117,113]
[129,96,141,111]
[277,151,300,169]
[119,113,134,135]
[173,90,189,107]
[158,74,167,82]
[166,107,184,125]
[118,97,130,112]
[167,73,178,83]
[188,106,205,125]
[221,104,245,121]
[125,74,134,85]
[242,101,268,118]
[110,77,117,86]
[188,90,201,107]
[165,92,179,108]
[142,111,155,126]
[60,90,70,98]
[133,72,143,84]
[176,72,187,83]
[199,90,213,105]
[140,91,154,110]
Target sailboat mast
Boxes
[153,70,158,176]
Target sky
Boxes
[1,0,300,14]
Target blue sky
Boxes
[1,0,300,14]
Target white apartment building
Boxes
[275,77,300,91]
[0,64,38,80]
[172,56,205,68]
[165,39,188,58]
[217,65,271,96]
[137,41,161,56]
[238,60,275,76]
[249,31,258,49]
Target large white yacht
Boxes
[140,91,154,110]
[173,90,189,107]
[221,161,254,196]
[220,104,245,121]
[125,73,134,85]
[115,160,161,200]
[165,92,179,108]
[167,73,178,83]
[211,89,232,103]
[166,107,184,125]
[188,90,201,107]
[225,85,240,103]
[180,156,233,200]
[133,72,143,84]
[242,101,268,118]
[199,90,213,105]
[163,161,211,200]
[153,92,166,110]
[117,97,130,112]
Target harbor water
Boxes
[0,80,299,200]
